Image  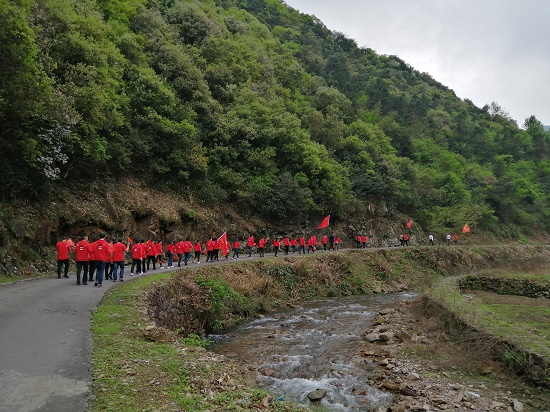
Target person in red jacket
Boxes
[321,234,328,251]
[299,236,306,254]
[361,235,368,249]
[232,240,241,259]
[56,237,72,279]
[247,235,255,257]
[193,241,202,263]
[307,235,317,253]
[182,238,193,266]
[165,242,175,268]
[273,238,281,257]
[258,237,266,257]
[88,239,97,283]
[283,237,290,255]
[93,234,110,287]
[291,237,297,253]
[205,238,215,262]
[334,236,341,250]
[130,240,143,276]
[112,238,128,281]
[213,238,220,261]
[175,238,185,267]
[140,239,147,274]
[74,236,90,285]
[146,240,157,271]
[155,241,163,269]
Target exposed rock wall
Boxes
[459,275,550,298]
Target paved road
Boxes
[0,247,371,411]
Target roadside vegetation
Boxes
[91,245,550,411]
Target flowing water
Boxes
[209,293,415,411]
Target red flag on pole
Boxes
[462,224,470,233]
[318,215,330,229]
[127,237,133,244]
[406,220,413,229]
[217,232,230,256]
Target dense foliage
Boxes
[1,0,549,235]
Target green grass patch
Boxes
[91,271,307,412]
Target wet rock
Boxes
[512,399,524,412]
[463,390,480,400]
[365,332,380,342]
[379,332,394,342]
[399,387,415,396]
[351,386,368,396]
[380,308,394,315]
[307,389,327,402]
[405,372,421,381]
[380,381,400,392]
[261,369,276,377]
[395,330,412,342]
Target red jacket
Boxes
[175,241,184,254]
[247,236,255,247]
[182,240,193,253]
[194,242,202,252]
[273,239,280,247]
[258,238,265,248]
[322,235,328,245]
[94,239,111,262]
[147,242,156,257]
[74,240,90,262]
[283,238,290,246]
[155,242,163,255]
[131,243,142,259]
[233,241,240,249]
[291,239,297,246]
[112,242,127,262]
[139,243,147,259]
[56,241,71,260]
[299,237,305,246]
[206,239,214,252]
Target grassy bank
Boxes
[91,245,550,411]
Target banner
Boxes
[406,220,413,229]
[217,232,231,256]
[462,224,470,233]
[318,215,330,229]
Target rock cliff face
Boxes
[0,180,419,276]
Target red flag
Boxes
[406,220,413,229]
[217,232,231,256]
[462,224,470,233]
[318,215,330,229]
[127,237,133,244]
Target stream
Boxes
[209,292,415,411]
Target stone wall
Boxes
[458,275,550,298]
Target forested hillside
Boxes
[2,0,550,237]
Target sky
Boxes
[283,0,550,126]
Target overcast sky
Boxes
[283,0,550,126]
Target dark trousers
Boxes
[76,261,88,284]
[88,260,97,281]
[194,251,201,263]
[146,255,156,270]
[57,259,69,278]
[131,258,142,274]
[167,252,173,267]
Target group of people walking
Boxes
[55,229,466,285]
[55,232,343,286]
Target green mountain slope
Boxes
[1,0,549,236]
